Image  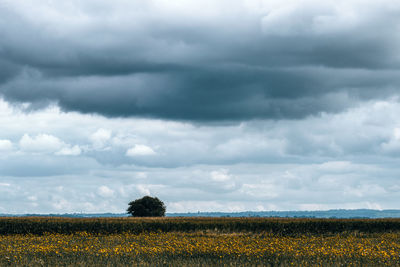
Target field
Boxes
[0,217,400,266]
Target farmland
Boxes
[1,217,400,266]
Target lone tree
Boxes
[127,196,166,217]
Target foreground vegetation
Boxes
[1,217,400,266]
[2,216,400,235]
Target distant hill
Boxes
[2,209,400,218]
[168,209,400,218]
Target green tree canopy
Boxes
[127,196,166,217]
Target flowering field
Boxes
[1,217,400,266]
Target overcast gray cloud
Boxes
[1,0,400,120]
[1,0,400,213]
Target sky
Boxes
[1,0,400,213]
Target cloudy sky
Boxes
[1,0,400,213]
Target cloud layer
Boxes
[1,0,400,213]
[1,0,400,120]
[0,98,399,213]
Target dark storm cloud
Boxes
[1,0,400,121]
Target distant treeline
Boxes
[1,217,400,236]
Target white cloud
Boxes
[52,198,71,211]
[137,184,151,196]
[90,128,112,150]
[56,145,81,156]
[19,133,81,156]
[318,161,354,173]
[211,169,231,182]
[344,184,387,198]
[240,183,279,199]
[214,137,286,159]
[135,172,148,179]
[0,139,12,151]
[381,127,400,154]
[97,185,114,198]
[27,196,37,201]
[19,134,64,153]
[126,144,156,157]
